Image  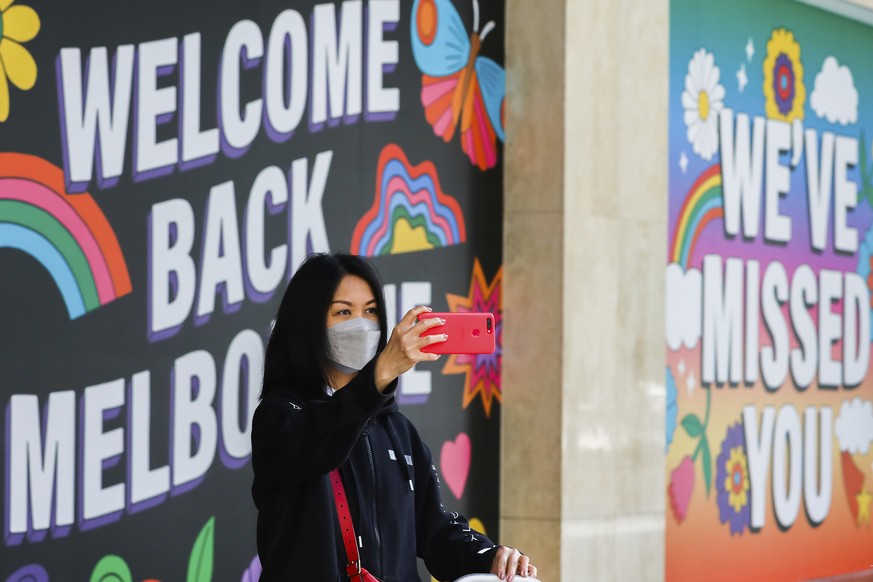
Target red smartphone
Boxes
[417,312,496,354]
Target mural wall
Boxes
[668,0,873,579]
[0,0,505,579]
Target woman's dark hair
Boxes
[261,252,388,399]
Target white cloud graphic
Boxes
[666,263,702,351]
[810,56,858,126]
[835,398,873,454]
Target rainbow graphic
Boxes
[351,144,466,256]
[0,153,132,319]
[670,164,723,268]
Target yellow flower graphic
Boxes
[724,446,750,513]
[0,0,40,122]
[763,28,805,122]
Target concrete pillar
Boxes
[501,0,669,579]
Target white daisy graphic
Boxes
[682,49,725,161]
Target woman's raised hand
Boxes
[492,546,537,581]
[374,306,447,392]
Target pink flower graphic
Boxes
[669,455,695,522]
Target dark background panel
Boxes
[0,0,505,579]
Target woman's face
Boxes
[326,275,379,328]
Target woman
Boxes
[252,252,537,581]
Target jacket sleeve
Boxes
[410,426,498,581]
[252,359,396,480]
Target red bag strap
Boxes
[330,468,365,580]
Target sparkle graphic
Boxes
[746,37,755,62]
[442,259,502,417]
[686,369,697,396]
[679,152,689,174]
[737,63,748,93]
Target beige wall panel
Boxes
[503,0,668,578]
[505,0,566,214]
[500,517,562,581]
[502,210,564,521]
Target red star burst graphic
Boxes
[442,259,502,417]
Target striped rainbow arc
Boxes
[0,153,132,319]
[670,164,723,269]
[351,143,466,256]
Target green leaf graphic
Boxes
[701,437,713,496]
[681,414,704,438]
[187,516,216,582]
[89,555,133,582]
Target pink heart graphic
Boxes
[440,433,471,500]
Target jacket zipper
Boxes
[363,424,382,574]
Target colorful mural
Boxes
[668,0,873,579]
[0,0,504,579]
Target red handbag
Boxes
[330,469,381,582]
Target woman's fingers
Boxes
[416,333,448,361]
[421,332,448,346]
[527,563,537,578]
[386,307,445,359]
[507,551,520,581]
[415,314,446,332]
[491,546,527,580]
[375,306,442,389]
[412,314,448,358]
[382,305,452,370]
[398,305,431,329]
[414,315,447,343]
[517,555,530,576]
[491,547,508,578]
[399,308,447,349]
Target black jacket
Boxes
[251,360,497,581]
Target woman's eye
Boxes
[366,307,378,315]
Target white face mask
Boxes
[326,317,381,373]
